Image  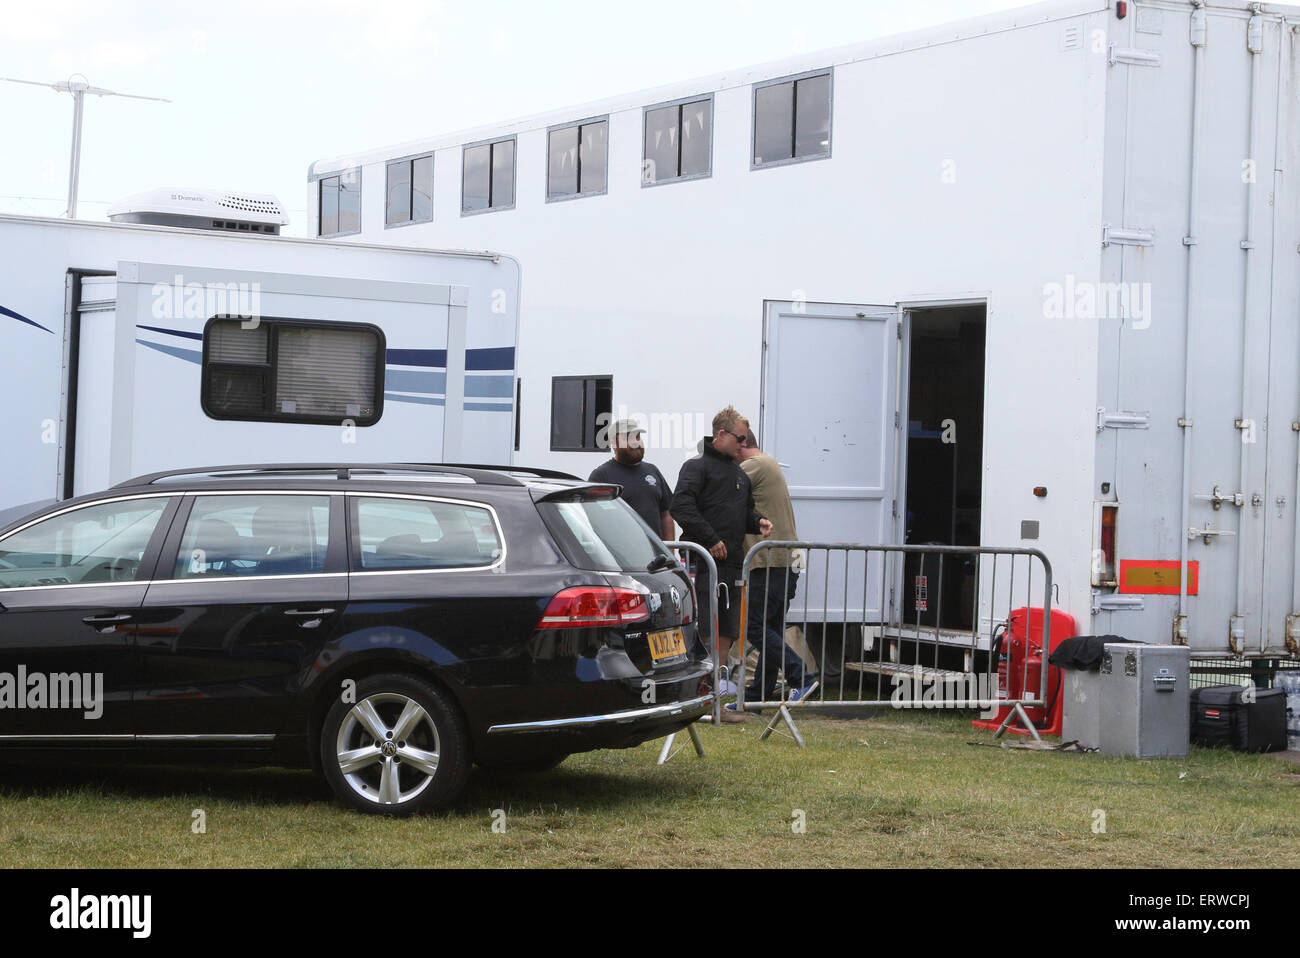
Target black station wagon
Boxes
[0,464,713,815]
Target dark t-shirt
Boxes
[588,459,672,534]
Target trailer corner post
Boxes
[1178,2,1209,632]
[1232,5,1265,656]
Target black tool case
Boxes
[1189,685,1288,753]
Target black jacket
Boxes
[671,437,764,569]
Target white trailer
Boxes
[301,0,1293,661]
[0,210,521,514]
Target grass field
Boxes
[1,710,1296,868]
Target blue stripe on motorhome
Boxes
[134,336,505,407]
[387,369,446,394]
[464,374,514,398]
[137,339,202,363]
[464,402,512,413]
[387,348,447,368]
[465,346,515,370]
[2,304,53,334]
[132,329,512,378]
[137,323,203,341]
[385,393,446,406]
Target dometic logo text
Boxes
[890,666,999,719]
[0,666,103,719]
[50,889,151,938]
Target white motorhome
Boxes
[307,0,1300,662]
[0,197,520,514]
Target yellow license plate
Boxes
[647,627,687,663]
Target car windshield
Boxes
[538,496,671,573]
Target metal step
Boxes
[880,624,988,651]
[844,661,973,683]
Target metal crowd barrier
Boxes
[653,540,721,764]
[736,541,1055,746]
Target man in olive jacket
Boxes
[737,418,817,704]
[671,406,771,694]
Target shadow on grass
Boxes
[0,755,704,817]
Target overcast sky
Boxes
[2,0,1026,236]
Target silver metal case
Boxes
[1098,643,1190,759]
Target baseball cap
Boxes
[613,419,646,437]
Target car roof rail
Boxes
[112,463,573,488]
[418,463,583,482]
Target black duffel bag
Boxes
[1189,685,1287,753]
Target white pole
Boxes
[66,87,85,219]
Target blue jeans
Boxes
[745,567,812,701]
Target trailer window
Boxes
[547,117,608,200]
[386,154,434,227]
[462,137,516,214]
[642,95,712,185]
[550,375,611,452]
[318,169,361,236]
[202,317,385,426]
[752,70,832,169]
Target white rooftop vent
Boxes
[107,188,288,235]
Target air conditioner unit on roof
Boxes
[107,188,288,234]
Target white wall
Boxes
[314,5,1110,626]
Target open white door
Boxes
[760,301,901,622]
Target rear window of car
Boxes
[538,496,671,573]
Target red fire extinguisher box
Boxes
[971,607,1076,737]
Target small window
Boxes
[752,70,832,169]
[550,376,611,452]
[0,497,172,589]
[462,137,516,214]
[202,317,385,426]
[175,495,330,578]
[547,117,608,201]
[642,96,712,186]
[386,154,434,227]
[318,169,361,236]
[352,497,502,571]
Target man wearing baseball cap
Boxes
[588,419,675,541]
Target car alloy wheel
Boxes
[336,692,440,805]
[321,674,470,815]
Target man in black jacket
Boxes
[671,406,771,702]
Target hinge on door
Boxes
[1172,614,1189,645]
[1092,591,1144,614]
[894,411,900,428]
[1108,44,1162,67]
[1285,614,1299,654]
[1096,408,1150,432]
[1101,224,1155,247]
[891,499,898,518]
[896,319,902,340]
[1228,615,1246,655]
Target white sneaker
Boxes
[718,679,739,697]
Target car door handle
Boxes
[284,608,335,630]
[82,612,133,632]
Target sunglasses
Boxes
[722,429,749,444]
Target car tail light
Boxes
[537,586,650,628]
